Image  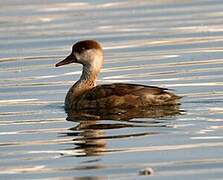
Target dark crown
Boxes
[72,40,102,54]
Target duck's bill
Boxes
[55,54,76,67]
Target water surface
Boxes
[1,0,223,179]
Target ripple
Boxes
[1,0,223,179]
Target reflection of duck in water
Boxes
[65,107,181,156]
[56,40,181,111]
[69,120,107,156]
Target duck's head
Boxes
[56,40,103,71]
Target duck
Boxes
[56,40,181,111]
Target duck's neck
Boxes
[68,65,99,100]
[78,65,98,87]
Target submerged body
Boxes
[56,40,181,111]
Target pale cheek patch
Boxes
[75,49,103,70]
[75,53,81,61]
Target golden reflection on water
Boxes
[1,0,223,179]
[65,105,181,157]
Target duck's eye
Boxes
[78,47,86,54]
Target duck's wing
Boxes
[75,83,181,110]
[84,83,168,99]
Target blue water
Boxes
[0,0,223,179]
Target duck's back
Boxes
[68,83,181,110]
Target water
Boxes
[1,0,223,179]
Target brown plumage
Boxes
[56,40,181,111]
[72,83,180,110]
